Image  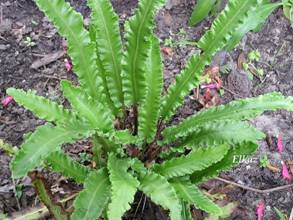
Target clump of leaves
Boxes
[6,0,293,219]
[23,36,36,47]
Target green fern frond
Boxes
[189,0,217,26]
[163,92,293,141]
[138,35,163,142]
[46,152,90,184]
[72,169,111,220]
[34,0,102,99]
[160,0,260,120]
[122,0,166,105]
[153,144,230,178]
[7,88,74,125]
[11,124,89,178]
[190,142,258,184]
[107,154,139,220]
[88,0,124,109]
[60,80,114,133]
[179,121,265,147]
[89,25,119,116]
[160,55,205,120]
[197,0,259,57]
[139,171,182,220]
[171,180,223,216]
[226,2,281,51]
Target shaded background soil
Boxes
[0,0,292,219]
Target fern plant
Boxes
[6,0,293,219]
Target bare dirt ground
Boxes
[0,0,292,219]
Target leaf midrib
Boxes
[47,1,97,98]
[130,0,155,103]
[94,1,123,104]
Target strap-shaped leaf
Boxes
[179,121,265,147]
[88,0,124,109]
[107,154,139,220]
[46,152,90,183]
[61,80,114,133]
[138,35,163,142]
[163,92,293,141]
[226,2,281,51]
[191,142,258,184]
[7,88,74,125]
[139,171,181,220]
[171,181,223,216]
[160,0,260,120]
[189,0,217,26]
[160,55,205,120]
[122,0,166,105]
[153,144,230,178]
[72,169,111,220]
[11,124,87,178]
[89,26,119,116]
[197,0,259,56]
[34,0,102,99]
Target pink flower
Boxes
[2,96,13,107]
[201,83,221,90]
[64,58,72,72]
[281,161,292,182]
[256,201,265,220]
[277,135,283,153]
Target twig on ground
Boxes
[30,50,65,69]
[33,74,65,81]
[221,86,244,98]
[215,177,293,193]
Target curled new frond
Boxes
[163,92,293,142]
[122,0,166,105]
[153,144,230,178]
[34,0,102,99]
[139,171,182,220]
